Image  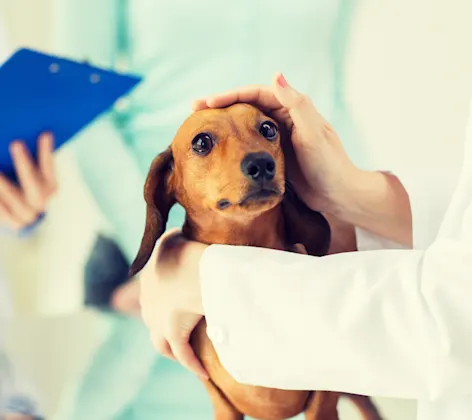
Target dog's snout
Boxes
[241,152,276,183]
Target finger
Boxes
[191,98,208,112]
[193,85,282,113]
[209,85,281,111]
[150,334,177,361]
[160,227,182,242]
[10,141,46,211]
[272,72,322,140]
[37,132,57,194]
[154,228,188,264]
[111,280,141,315]
[169,340,208,379]
[0,173,37,225]
[155,227,186,257]
[0,200,23,230]
[158,227,183,248]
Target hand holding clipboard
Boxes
[0,48,142,233]
[0,132,55,231]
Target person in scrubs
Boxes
[139,75,472,420]
[0,16,57,420]
[52,1,365,419]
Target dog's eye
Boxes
[192,133,214,155]
[259,121,278,141]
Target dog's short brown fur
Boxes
[129,103,383,420]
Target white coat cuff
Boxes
[355,226,407,251]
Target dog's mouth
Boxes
[238,187,282,206]
[216,186,283,211]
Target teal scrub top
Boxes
[52,1,364,419]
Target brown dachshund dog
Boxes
[129,103,384,420]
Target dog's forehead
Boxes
[172,104,267,148]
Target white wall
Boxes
[1,0,472,418]
[348,0,472,172]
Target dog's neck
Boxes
[182,205,286,251]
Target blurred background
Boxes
[1,0,472,419]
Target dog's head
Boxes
[129,103,330,277]
[172,103,287,213]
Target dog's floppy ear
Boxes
[129,147,175,278]
[278,120,331,256]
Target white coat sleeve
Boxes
[199,111,472,401]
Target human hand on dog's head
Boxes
[192,73,363,215]
[139,227,209,379]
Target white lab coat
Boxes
[0,18,44,419]
[199,102,472,419]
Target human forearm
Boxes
[331,170,413,247]
[331,165,459,250]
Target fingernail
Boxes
[276,73,288,88]
[206,96,216,106]
[191,100,202,110]
[9,141,22,155]
[46,132,54,146]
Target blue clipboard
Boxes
[0,48,142,179]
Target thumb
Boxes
[159,227,183,243]
[155,227,185,263]
[272,72,320,138]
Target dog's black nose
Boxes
[241,152,276,182]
